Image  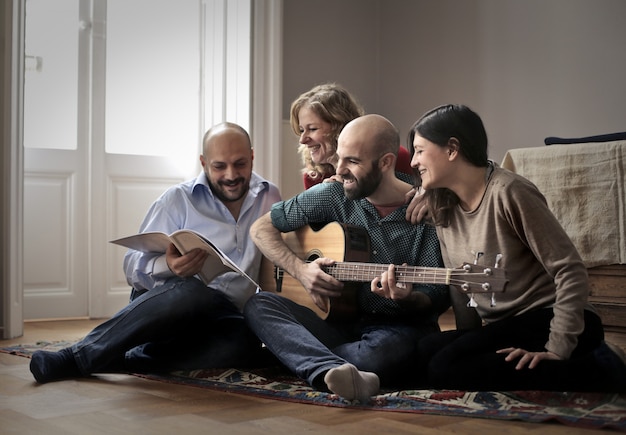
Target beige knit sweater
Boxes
[436,167,595,359]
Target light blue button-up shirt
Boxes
[123,171,281,311]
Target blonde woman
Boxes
[290,83,413,189]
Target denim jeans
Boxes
[244,291,438,387]
[71,277,265,375]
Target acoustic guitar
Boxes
[258,222,508,321]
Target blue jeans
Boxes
[71,277,266,375]
[243,291,438,388]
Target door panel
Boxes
[103,155,189,317]
[23,150,88,319]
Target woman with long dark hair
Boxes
[401,104,625,392]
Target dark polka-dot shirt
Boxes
[269,177,450,323]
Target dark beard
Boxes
[208,178,249,203]
[343,163,382,200]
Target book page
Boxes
[169,230,236,284]
[111,230,259,288]
[110,232,172,253]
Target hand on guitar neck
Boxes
[371,263,432,309]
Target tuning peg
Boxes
[490,255,502,306]
[494,254,502,268]
[474,251,484,265]
[467,294,478,308]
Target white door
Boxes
[23,0,252,320]
[23,0,91,319]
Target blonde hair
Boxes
[290,83,364,180]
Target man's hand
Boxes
[295,257,344,312]
[371,264,432,309]
[405,187,429,224]
[250,213,344,313]
[496,347,562,370]
[165,243,209,278]
[370,264,412,300]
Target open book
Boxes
[110,229,260,288]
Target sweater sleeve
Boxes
[504,176,590,359]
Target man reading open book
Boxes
[30,122,281,383]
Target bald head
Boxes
[338,114,400,159]
[202,122,252,155]
[335,114,403,201]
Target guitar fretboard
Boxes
[323,262,452,285]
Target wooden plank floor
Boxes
[0,312,620,434]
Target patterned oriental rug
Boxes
[2,340,626,431]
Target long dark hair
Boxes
[408,104,489,226]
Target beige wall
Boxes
[281,0,626,198]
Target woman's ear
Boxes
[447,137,460,158]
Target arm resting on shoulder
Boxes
[405,187,430,224]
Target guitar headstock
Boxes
[450,263,508,294]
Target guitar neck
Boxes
[259,223,507,319]
[323,262,452,285]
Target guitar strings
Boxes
[325,263,490,284]
[273,262,499,291]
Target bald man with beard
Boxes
[30,123,281,383]
[245,115,450,402]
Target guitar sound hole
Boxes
[306,251,322,262]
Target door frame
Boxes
[2,0,25,339]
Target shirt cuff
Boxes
[152,254,175,278]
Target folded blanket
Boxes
[502,140,626,267]
[545,132,626,145]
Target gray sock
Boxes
[323,363,379,402]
